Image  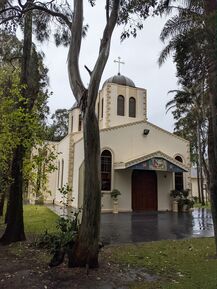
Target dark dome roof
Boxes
[103,73,135,88]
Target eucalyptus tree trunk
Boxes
[0,192,5,216]
[205,0,217,254]
[0,146,26,244]
[0,2,33,244]
[208,117,217,253]
[67,0,120,267]
[196,160,201,203]
[197,123,205,205]
[68,105,101,268]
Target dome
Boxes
[103,73,135,88]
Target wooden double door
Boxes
[132,170,158,211]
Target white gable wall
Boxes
[100,121,190,166]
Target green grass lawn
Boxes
[23,205,58,235]
[194,202,211,209]
[108,238,217,289]
[0,205,58,236]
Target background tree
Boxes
[158,0,217,253]
[0,30,23,216]
[166,86,208,204]
[0,68,21,216]
[25,143,58,204]
[46,109,69,141]
[0,2,51,243]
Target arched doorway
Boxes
[132,170,158,211]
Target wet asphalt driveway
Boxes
[100,208,214,244]
[47,205,214,244]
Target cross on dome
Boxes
[114,57,125,75]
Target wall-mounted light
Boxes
[143,129,150,136]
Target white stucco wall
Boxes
[157,171,173,211]
[72,138,84,208]
[28,142,58,204]
[191,177,199,198]
[100,121,189,166]
[45,167,57,203]
[112,169,132,212]
[54,136,70,204]
[68,107,83,133]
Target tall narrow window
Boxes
[78,114,82,131]
[101,98,104,118]
[129,97,136,117]
[71,116,73,132]
[97,102,99,120]
[175,156,183,190]
[117,95,125,116]
[101,150,112,191]
[57,160,60,188]
[61,159,64,188]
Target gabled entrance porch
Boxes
[114,151,189,212]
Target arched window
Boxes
[78,114,82,131]
[117,95,125,116]
[101,150,112,191]
[175,155,183,163]
[129,97,136,117]
[175,156,183,190]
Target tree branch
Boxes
[25,4,72,28]
[84,65,92,76]
[0,1,72,29]
[18,0,24,8]
[106,0,109,23]
[68,0,86,102]
[88,0,120,109]
[0,15,21,25]
[0,6,21,15]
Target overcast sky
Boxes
[37,1,178,132]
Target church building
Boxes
[45,70,191,212]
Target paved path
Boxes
[47,205,214,244]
